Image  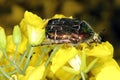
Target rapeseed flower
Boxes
[0,11,120,80]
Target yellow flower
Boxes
[51,46,78,73]
[27,25,45,46]
[19,65,45,80]
[55,66,77,80]
[20,11,44,36]
[95,59,120,80]
[0,11,120,80]
[23,11,44,28]
[86,41,113,58]
[20,11,45,46]
[51,42,120,80]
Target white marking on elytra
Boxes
[50,25,54,30]
[54,30,57,40]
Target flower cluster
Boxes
[0,11,120,80]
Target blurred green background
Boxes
[0,0,120,64]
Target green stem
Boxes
[1,64,11,68]
[85,58,98,73]
[72,75,78,80]
[14,44,18,63]
[44,45,61,67]
[0,66,10,79]
[19,44,30,67]
[81,71,86,80]
[36,46,52,66]
[81,48,86,71]
[2,49,23,74]
[8,70,17,75]
[23,46,34,73]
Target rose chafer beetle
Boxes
[42,18,101,45]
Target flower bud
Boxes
[13,25,22,45]
[27,25,45,46]
[0,27,7,49]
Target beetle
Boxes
[42,18,101,45]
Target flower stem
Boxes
[81,47,86,71]
[0,66,10,79]
[85,58,98,73]
[19,44,30,67]
[14,44,18,63]
[36,46,51,66]
[2,49,23,74]
[72,75,78,80]
[23,46,34,73]
[81,71,86,80]
[8,70,17,75]
[44,45,61,67]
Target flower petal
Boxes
[95,59,120,80]
[86,41,114,58]
[21,65,45,80]
[27,25,45,45]
[51,46,78,73]
[20,11,44,37]
[23,11,44,28]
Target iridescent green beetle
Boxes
[44,18,101,45]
